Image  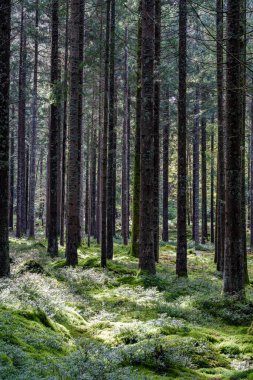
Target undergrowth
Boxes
[0,237,253,379]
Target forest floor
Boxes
[1,238,253,379]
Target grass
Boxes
[0,236,253,379]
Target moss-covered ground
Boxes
[1,237,253,379]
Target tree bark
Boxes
[130,0,142,257]
[139,0,156,274]
[223,0,244,297]
[28,0,39,238]
[210,115,215,243]
[107,0,116,257]
[66,0,83,265]
[47,0,59,256]
[0,0,11,277]
[16,4,27,237]
[201,108,208,244]
[192,85,200,245]
[153,0,161,261]
[162,93,169,242]
[176,0,187,277]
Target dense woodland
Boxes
[1,0,253,378]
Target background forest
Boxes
[1,0,253,378]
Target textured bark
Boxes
[176,0,187,277]
[251,84,253,249]
[0,0,11,277]
[16,4,27,237]
[47,0,59,256]
[210,116,215,243]
[90,107,97,238]
[139,0,156,274]
[153,0,161,262]
[215,0,225,272]
[85,125,90,236]
[60,0,69,246]
[130,0,142,258]
[223,0,244,297]
[192,85,200,245]
[39,149,44,225]
[201,110,208,244]
[239,0,249,284]
[107,0,116,257]
[9,123,14,231]
[65,0,83,265]
[101,0,110,267]
[162,94,169,242]
[28,0,39,238]
[122,26,129,247]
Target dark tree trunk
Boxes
[153,0,161,261]
[47,0,59,256]
[65,0,83,266]
[85,126,90,236]
[90,107,97,238]
[192,85,200,245]
[0,0,11,277]
[16,4,27,237]
[176,0,187,277]
[139,0,156,274]
[107,0,116,257]
[130,0,142,257]
[251,83,253,249]
[28,0,39,238]
[39,149,44,225]
[162,94,169,242]
[60,0,69,246]
[122,26,129,246]
[101,0,110,267]
[201,109,208,244]
[210,115,215,243]
[223,0,244,297]
[215,0,225,272]
[239,0,249,284]
[9,121,14,231]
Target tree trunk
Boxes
[153,0,161,261]
[47,0,59,256]
[201,108,208,244]
[192,85,200,245]
[215,0,225,272]
[107,0,116,257]
[0,0,11,277]
[223,0,244,297]
[28,0,39,238]
[65,0,83,265]
[130,0,142,257]
[139,0,156,274]
[122,26,129,246]
[60,0,69,246]
[176,0,187,277]
[210,115,215,243]
[162,93,169,242]
[101,0,110,267]
[9,117,14,231]
[16,4,27,237]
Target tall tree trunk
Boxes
[139,0,156,274]
[240,0,249,284]
[66,0,83,265]
[153,0,161,261]
[47,0,59,256]
[101,0,110,267]
[210,115,215,243]
[130,0,142,257]
[122,26,129,246]
[176,0,187,277]
[215,0,225,272]
[9,119,14,231]
[250,83,253,249]
[16,4,27,237]
[60,0,69,246]
[223,0,244,297]
[90,105,97,238]
[107,0,116,257]
[192,85,200,245]
[28,0,39,238]
[0,0,11,277]
[162,93,169,242]
[201,108,208,244]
